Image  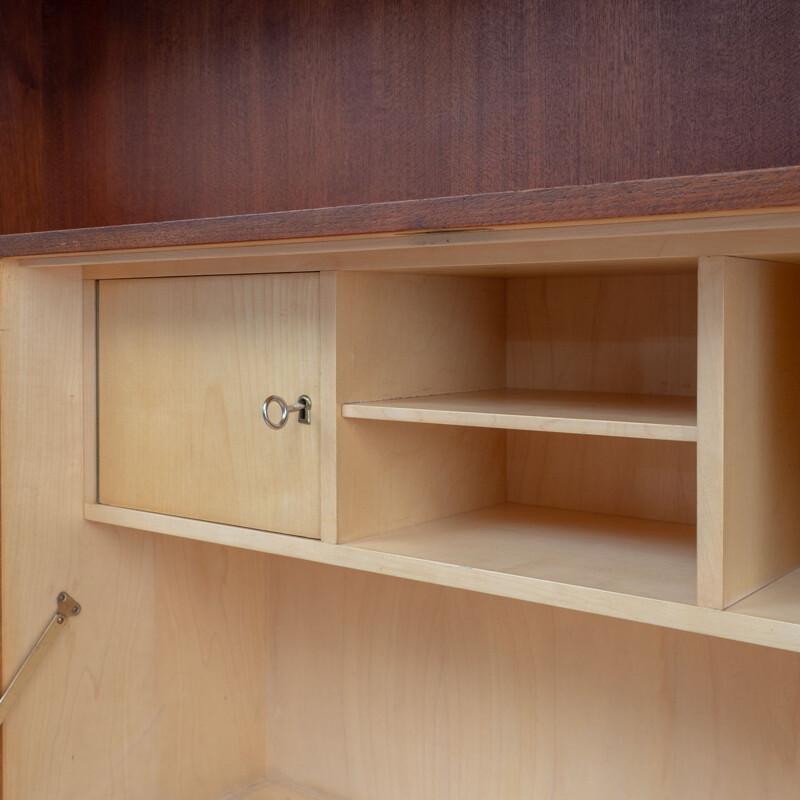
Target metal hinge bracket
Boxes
[0,591,81,726]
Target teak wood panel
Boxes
[28,1,800,234]
[0,2,44,237]
[0,263,269,800]
[697,256,800,608]
[266,558,800,800]
[507,272,698,396]
[6,168,800,256]
[97,273,321,538]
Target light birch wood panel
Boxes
[0,263,158,800]
[336,421,505,542]
[697,257,800,608]
[265,558,800,800]
[153,537,268,800]
[319,273,338,543]
[98,273,321,538]
[343,388,697,441]
[335,271,505,402]
[336,272,506,541]
[507,272,697,396]
[508,431,697,525]
[351,503,696,604]
[218,779,334,800]
[0,263,269,800]
[85,501,800,652]
[728,568,800,625]
[43,207,800,277]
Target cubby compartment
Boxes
[337,269,699,604]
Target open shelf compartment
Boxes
[335,268,699,605]
[350,503,696,604]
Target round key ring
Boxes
[262,394,312,429]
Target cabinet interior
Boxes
[86,250,800,626]
[7,216,800,799]
[337,269,698,603]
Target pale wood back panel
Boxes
[335,272,506,402]
[266,558,800,800]
[0,264,269,799]
[507,272,697,396]
[508,432,697,525]
[155,538,268,799]
[98,274,321,538]
[1,264,157,799]
[335,272,506,542]
[337,421,505,542]
[698,256,800,608]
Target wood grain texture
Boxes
[154,538,268,799]
[83,280,97,503]
[0,2,43,236]
[507,272,697,396]
[0,263,270,799]
[0,264,159,800]
[0,167,799,256]
[697,258,726,608]
[336,272,505,403]
[508,432,697,525]
[730,568,800,627]
[352,503,696,605]
[335,272,506,542]
[218,781,325,800]
[343,388,698,441]
[697,257,800,608]
[83,501,800,653]
[98,274,321,538]
[20,0,799,237]
[337,421,505,543]
[266,558,800,800]
[8,206,800,275]
[319,273,338,544]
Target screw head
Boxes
[72,605,80,615]
[56,615,65,625]
[58,593,66,603]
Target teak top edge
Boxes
[2,165,800,258]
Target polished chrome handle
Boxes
[262,394,311,429]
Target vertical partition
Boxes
[335,272,506,542]
[698,256,800,608]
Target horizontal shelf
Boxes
[351,504,697,604]
[342,389,697,441]
[85,502,800,653]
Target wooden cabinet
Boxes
[97,274,321,537]
[3,210,800,798]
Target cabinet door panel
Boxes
[98,273,320,538]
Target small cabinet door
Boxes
[97,272,321,538]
